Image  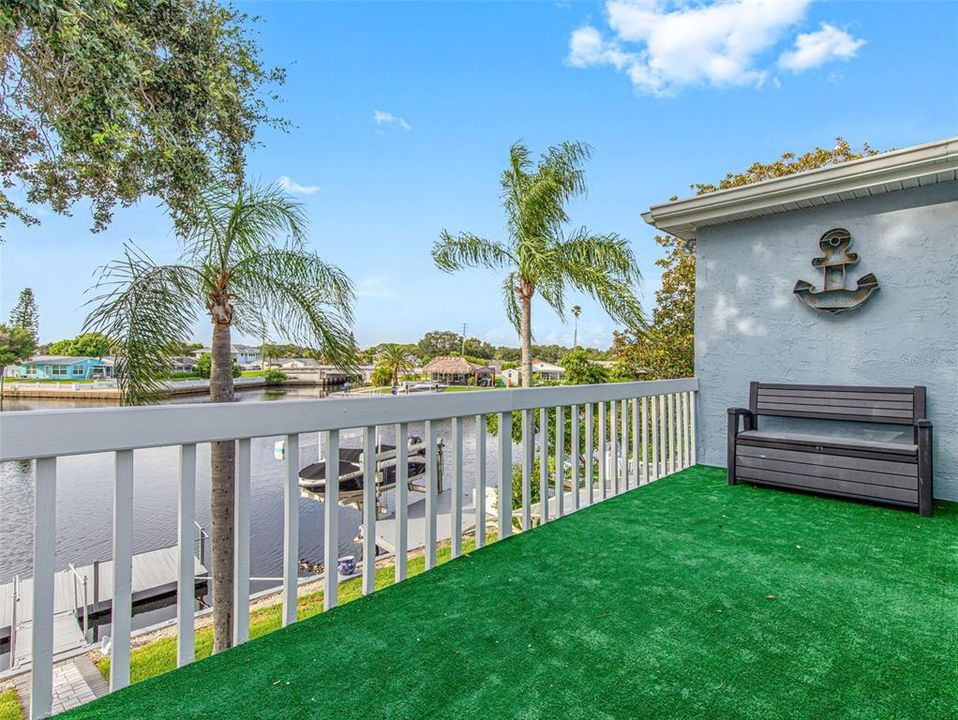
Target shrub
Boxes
[264,369,286,385]
[195,353,240,379]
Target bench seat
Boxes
[728,382,933,515]
[736,430,917,456]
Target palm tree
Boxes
[433,141,642,387]
[84,181,356,652]
[571,305,582,348]
[376,344,416,385]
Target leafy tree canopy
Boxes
[46,331,113,357]
[0,0,287,237]
[615,138,880,381]
[0,322,36,367]
[417,330,462,359]
[261,342,319,359]
[560,348,609,385]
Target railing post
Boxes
[641,397,649,485]
[362,425,378,593]
[111,450,134,692]
[598,401,607,499]
[323,430,340,610]
[395,423,408,582]
[585,403,594,505]
[233,439,251,645]
[556,406,565,517]
[690,390,698,465]
[609,401,618,495]
[631,398,640,488]
[475,415,486,548]
[497,411,512,538]
[538,408,549,522]
[571,405,580,512]
[658,395,667,478]
[669,393,677,473]
[451,417,463,558]
[424,420,438,569]
[651,396,659,482]
[620,399,628,492]
[521,409,533,530]
[282,434,300,627]
[177,443,196,667]
[30,457,56,720]
[10,576,17,670]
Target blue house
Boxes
[16,355,114,380]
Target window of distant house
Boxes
[73,366,86,375]
[26,366,37,376]
[52,365,68,376]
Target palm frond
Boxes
[536,273,566,321]
[432,231,514,272]
[557,229,645,329]
[83,244,203,404]
[230,248,358,372]
[501,272,522,333]
[183,181,308,273]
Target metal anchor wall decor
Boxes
[793,228,880,314]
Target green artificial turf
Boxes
[61,466,958,719]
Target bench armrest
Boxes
[726,408,754,486]
[915,419,933,516]
[727,407,754,431]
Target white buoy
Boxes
[273,440,286,461]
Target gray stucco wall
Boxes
[694,180,958,500]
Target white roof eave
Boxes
[642,137,958,240]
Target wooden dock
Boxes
[374,490,484,554]
[0,547,207,668]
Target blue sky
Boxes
[3,0,956,349]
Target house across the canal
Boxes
[15,355,115,380]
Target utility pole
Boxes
[461,323,467,356]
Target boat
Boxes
[298,436,442,506]
[406,381,447,393]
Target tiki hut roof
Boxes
[422,356,479,375]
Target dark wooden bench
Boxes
[727,382,933,516]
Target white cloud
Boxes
[276,176,320,195]
[567,1,864,96]
[373,110,411,132]
[779,23,865,71]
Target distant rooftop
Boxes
[25,355,112,365]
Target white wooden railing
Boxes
[0,378,697,719]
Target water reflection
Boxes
[0,387,511,595]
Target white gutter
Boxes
[642,136,958,240]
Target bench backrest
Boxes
[749,382,925,426]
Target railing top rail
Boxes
[0,378,697,462]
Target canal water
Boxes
[0,387,514,654]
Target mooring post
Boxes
[92,560,100,612]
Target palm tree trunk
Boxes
[520,289,533,388]
[210,319,236,653]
